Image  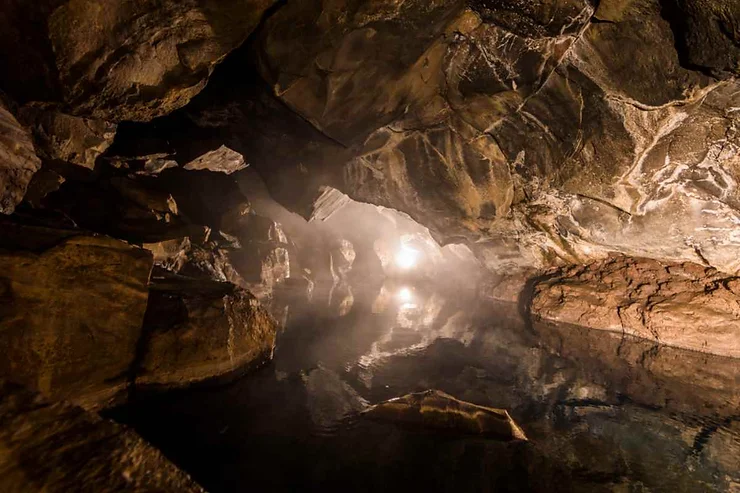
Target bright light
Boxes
[395,246,419,269]
[397,287,413,303]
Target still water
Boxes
[113,279,740,492]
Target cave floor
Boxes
[110,279,740,493]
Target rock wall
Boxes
[531,255,740,358]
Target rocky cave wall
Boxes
[0,0,739,489]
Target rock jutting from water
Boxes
[364,389,528,441]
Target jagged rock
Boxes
[18,105,116,170]
[143,235,246,289]
[0,224,153,409]
[21,166,65,209]
[0,381,204,492]
[135,275,276,387]
[531,255,740,358]
[0,0,277,122]
[0,99,42,214]
[183,145,247,174]
[364,389,527,441]
[228,214,291,299]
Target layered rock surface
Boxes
[0,381,204,492]
[531,255,740,358]
[0,0,276,122]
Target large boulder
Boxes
[0,380,204,492]
[0,99,42,214]
[0,222,153,409]
[134,274,276,388]
[0,0,276,121]
[531,255,740,358]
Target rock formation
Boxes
[0,0,737,488]
[0,381,204,492]
[136,273,276,388]
[0,0,277,122]
[0,99,42,214]
[531,255,740,358]
[0,220,153,409]
[365,389,528,441]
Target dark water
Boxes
[112,279,740,492]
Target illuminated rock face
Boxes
[531,255,740,358]
[364,389,528,441]
[248,0,740,273]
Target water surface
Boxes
[114,279,740,492]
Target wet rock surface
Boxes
[0,381,204,493]
[135,273,276,388]
[364,389,528,441]
[531,255,740,358]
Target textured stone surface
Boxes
[0,381,204,492]
[183,145,247,174]
[365,389,528,441]
[531,255,740,358]
[18,105,117,170]
[0,0,276,121]
[0,100,42,214]
[243,0,740,275]
[136,275,276,387]
[0,225,153,409]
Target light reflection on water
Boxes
[114,279,740,493]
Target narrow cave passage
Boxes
[0,1,738,492]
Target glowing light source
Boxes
[395,246,419,269]
[397,287,413,303]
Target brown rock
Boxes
[0,229,153,409]
[136,275,276,387]
[0,100,42,214]
[18,105,116,170]
[0,0,276,122]
[0,381,204,492]
[364,389,528,441]
[531,255,740,358]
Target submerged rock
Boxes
[364,389,527,441]
[532,255,740,358]
[0,381,204,492]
